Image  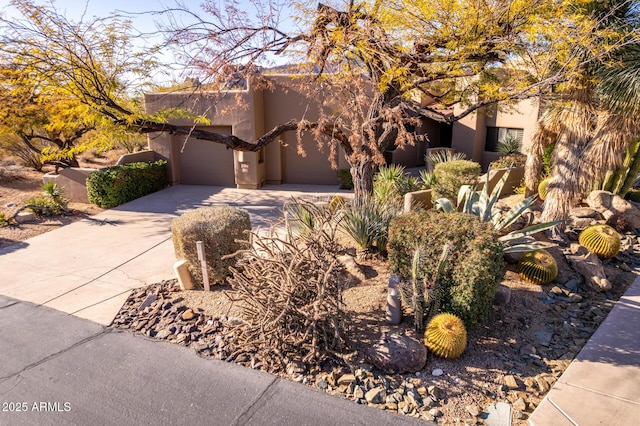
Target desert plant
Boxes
[434,168,561,253]
[373,164,421,207]
[497,134,522,155]
[337,169,353,190]
[388,210,504,329]
[86,160,167,208]
[171,205,251,287]
[517,249,558,285]
[419,169,436,188]
[600,139,640,197]
[42,181,68,207]
[432,159,481,204]
[401,242,452,332]
[225,204,347,367]
[328,195,346,212]
[626,190,640,202]
[0,212,9,227]
[427,149,467,166]
[340,195,399,252]
[25,182,68,216]
[424,313,467,359]
[579,224,621,259]
[490,153,527,169]
[538,177,550,200]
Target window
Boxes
[485,127,524,152]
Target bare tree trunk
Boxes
[524,121,555,197]
[349,156,376,200]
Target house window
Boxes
[485,127,524,152]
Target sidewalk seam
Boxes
[558,381,640,405]
[0,329,107,383]
[230,376,279,426]
[37,236,172,307]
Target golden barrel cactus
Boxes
[517,249,558,285]
[538,178,550,201]
[579,224,621,259]
[424,313,467,359]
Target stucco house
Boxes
[143,75,540,189]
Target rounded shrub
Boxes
[171,206,251,287]
[579,224,621,259]
[424,313,467,359]
[517,249,558,285]
[388,210,504,329]
[432,160,481,204]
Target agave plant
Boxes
[340,195,399,251]
[434,167,561,253]
[427,149,467,166]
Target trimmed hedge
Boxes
[171,205,251,287]
[432,159,481,204]
[388,210,504,329]
[87,160,167,208]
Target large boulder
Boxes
[366,333,427,373]
[586,190,640,229]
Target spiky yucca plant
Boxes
[517,249,558,285]
[579,224,621,259]
[424,313,467,359]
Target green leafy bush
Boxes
[0,212,9,227]
[337,169,353,190]
[86,160,167,208]
[171,205,251,287]
[388,210,504,329]
[373,164,421,207]
[432,160,481,204]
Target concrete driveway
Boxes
[0,184,348,325]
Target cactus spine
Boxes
[579,224,621,259]
[403,242,452,332]
[518,249,558,285]
[424,313,467,359]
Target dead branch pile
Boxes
[224,200,348,368]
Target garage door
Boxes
[178,126,235,186]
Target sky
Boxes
[0,0,300,83]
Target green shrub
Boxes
[373,164,421,207]
[388,211,504,329]
[337,169,354,190]
[171,205,251,287]
[26,182,68,216]
[0,212,9,227]
[87,160,167,208]
[432,160,481,204]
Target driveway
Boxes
[0,184,348,325]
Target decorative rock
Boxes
[429,408,443,418]
[353,385,365,400]
[181,309,196,321]
[365,387,386,404]
[286,361,305,376]
[466,404,481,417]
[156,329,172,339]
[587,190,640,229]
[493,285,512,305]
[570,207,601,219]
[337,254,366,283]
[566,251,611,291]
[432,368,444,377]
[366,333,427,373]
[138,293,157,311]
[428,385,441,400]
[512,397,526,412]
[316,377,328,390]
[337,374,356,385]
[485,402,512,426]
[504,375,519,389]
[15,211,36,223]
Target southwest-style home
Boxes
[143,75,540,189]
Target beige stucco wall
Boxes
[144,85,266,188]
[452,99,540,170]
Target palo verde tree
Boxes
[0,0,633,197]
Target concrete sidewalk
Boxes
[529,275,640,426]
[0,184,348,325]
[0,295,426,426]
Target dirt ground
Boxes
[0,149,127,250]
